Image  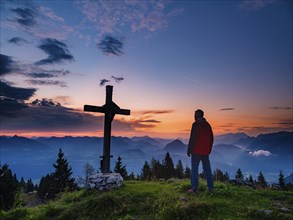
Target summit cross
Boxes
[84,85,130,173]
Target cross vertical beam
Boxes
[84,85,130,173]
[103,86,113,173]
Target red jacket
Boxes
[187,118,214,155]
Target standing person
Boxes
[187,109,214,193]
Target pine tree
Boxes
[38,174,55,200]
[175,160,184,179]
[184,165,191,178]
[223,172,230,181]
[278,170,286,190]
[164,152,175,180]
[52,148,75,194]
[0,163,18,210]
[114,156,128,179]
[141,161,152,180]
[19,177,26,192]
[248,174,254,185]
[26,178,35,193]
[235,168,244,180]
[150,158,164,179]
[257,171,267,188]
[214,169,225,182]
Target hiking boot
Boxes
[188,189,198,194]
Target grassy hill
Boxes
[1,179,292,220]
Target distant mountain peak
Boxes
[164,139,187,153]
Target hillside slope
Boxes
[1,179,292,220]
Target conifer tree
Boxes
[235,168,244,180]
[114,156,128,179]
[184,165,191,178]
[223,172,230,181]
[257,171,267,188]
[141,161,152,180]
[0,164,18,210]
[38,174,55,200]
[214,169,225,182]
[19,177,26,192]
[26,178,35,193]
[164,152,175,180]
[52,148,75,194]
[248,174,254,185]
[175,160,184,179]
[278,170,285,190]
[150,158,163,179]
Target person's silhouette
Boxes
[187,109,214,193]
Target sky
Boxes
[0,0,292,139]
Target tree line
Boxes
[1,149,291,211]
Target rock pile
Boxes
[87,173,124,191]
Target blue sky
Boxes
[0,0,292,138]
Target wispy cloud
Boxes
[0,54,17,76]
[97,35,124,56]
[99,76,125,86]
[139,110,174,115]
[10,7,37,27]
[112,76,124,83]
[75,0,183,35]
[99,79,110,86]
[8,37,29,45]
[139,119,161,123]
[26,69,70,78]
[25,79,67,87]
[2,1,73,39]
[219,108,235,111]
[35,38,74,65]
[269,106,292,110]
[238,0,276,12]
[249,150,271,157]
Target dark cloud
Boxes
[139,119,161,123]
[97,35,124,56]
[8,37,29,45]
[274,120,293,125]
[0,97,28,117]
[26,79,67,87]
[35,38,74,65]
[139,110,174,115]
[26,69,70,78]
[269,106,292,110]
[99,79,110,86]
[0,54,16,76]
[0,98,146,133]
[31,98,61,107]
[112,76,124,83]
[219,108,235,111]
[27,72,56,78]
[0,81,36,101]
[0,81,36,117]
[11,7,37,27]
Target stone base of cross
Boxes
[84,85,130,173]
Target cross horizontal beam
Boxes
[84,104,130,115]
[84,105,105,113]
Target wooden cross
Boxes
[84,85,130,173]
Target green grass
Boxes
[1,179,292,220]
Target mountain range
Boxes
[0,131,292,183]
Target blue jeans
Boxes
[191,154,214,191]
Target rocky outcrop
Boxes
[87,173,124,191]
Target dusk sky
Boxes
[0,0,292,138]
